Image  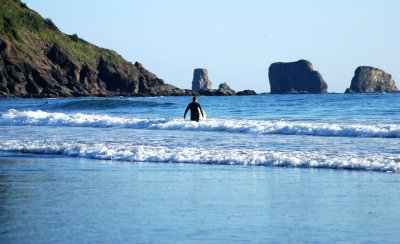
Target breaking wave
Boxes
[1,109,400,138]
[0,140,399,173]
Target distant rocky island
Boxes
[268,60,398,94]
[0,0,397,97]
[268,60,328,94]
[345,66,398,93]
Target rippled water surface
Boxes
[1,94,400,242]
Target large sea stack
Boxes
[268,60,328,94]
[192,68,212,91]
[345,66,398,93]
[0,0,191,97]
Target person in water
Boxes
[184,96,205,122]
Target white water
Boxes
[1,95,399,173]
[1,109,400,138]
[1,139,399,172]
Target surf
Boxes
[0,139,399,173]
[1,109,400,138]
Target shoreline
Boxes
[1,154,399,243]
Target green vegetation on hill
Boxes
[0,0,124,65]
[0,0,193,98]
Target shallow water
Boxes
[0,94,400,242]
[1,156,400,243]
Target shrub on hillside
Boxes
[44,18,59,31]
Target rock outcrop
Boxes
[194,82,235,96]
[236,90,257,96]
[217,82,236,95]
[268,60,328,94]
[345,66,398,93]
[192,68,212,91]
[194,84,256,96]
[0,0,192,97]
[218,82,232,90]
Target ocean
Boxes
[1,94,400,243]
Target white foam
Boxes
[1,109,400,138]
[0,139,399,173]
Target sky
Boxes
[24,0,400,93]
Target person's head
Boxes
[193,96,198,102]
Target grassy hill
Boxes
[0,0,123,66]
[0,0,190,97]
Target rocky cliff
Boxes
[0,0,192,97]
[345,66,398,93]
[268,60,328,94]
[192,68,212,91]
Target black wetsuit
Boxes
[184,102,203,122]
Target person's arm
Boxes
[184,105,190,119]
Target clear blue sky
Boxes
[24,0,400,93]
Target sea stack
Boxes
[192,68,212,91]
[345,66,398,93]
[268,60,328,94]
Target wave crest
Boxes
[1,109,400,138]
[0,140,399,173]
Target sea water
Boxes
[0,94,400,242]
